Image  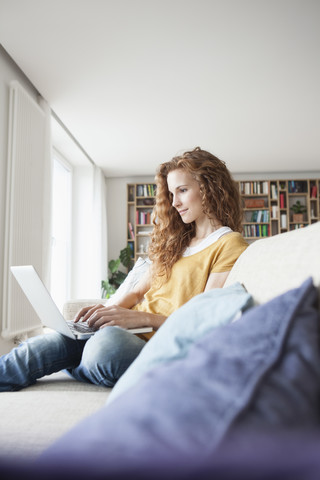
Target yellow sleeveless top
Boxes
[133,232,248,339]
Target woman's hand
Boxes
[84,305,151,330]
[74,303,166,331]
[74,304,105,325]
[73,303,150,330]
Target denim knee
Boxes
[71,327,146,387]
[0,332,84,391]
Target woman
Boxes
[0,147,247,391]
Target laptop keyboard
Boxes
[66,320,96,334]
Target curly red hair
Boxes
[148,147,243,282]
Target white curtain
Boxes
[92,165,108,295]
[70,165,108,299]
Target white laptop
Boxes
[10,265,152,340]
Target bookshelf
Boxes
[240,181,271,240]
[238,179,320,241]
[127,179,320,254]
[127,183,156,261]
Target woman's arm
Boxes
[85,305,167,331]
[113,268,152,309]
[204,271,230,291]
[74,268,167,331]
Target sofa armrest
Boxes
[63,299,104,321]
[224,222,320,306]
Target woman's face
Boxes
[167,169,206,224]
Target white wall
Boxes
[234,172,320,181]
[0,46,41,353]
[106,175,155,264]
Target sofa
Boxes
[1,222,320,479]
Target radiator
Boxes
[2,81,49,339]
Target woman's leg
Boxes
[69,327,146,388]
[0,332,85,392]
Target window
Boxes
[50,154,72,311]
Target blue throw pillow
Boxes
[38,278,320,475]
[107,282,252,403]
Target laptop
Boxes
[10,265,152,340]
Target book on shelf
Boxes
[244,198,265,208]
[288,181,307,193]
[240,181,269,195]
[128,222,135,240]
[136,210,152,225]
[250,210,270,222]
[128,185,134,202]
[127,242,134,256]
[280,193,285,208]
[271,205,278,219]
[310,207,316,219]
[250,211,258,222]
[280,213,287,229]
[311,184,318,199]
[271,183,278,199]
[243,223,269,238]
[262,224,269,236]
[136,184,156,197]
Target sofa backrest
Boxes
[224,221,320,308]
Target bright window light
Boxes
[50,155,72,311]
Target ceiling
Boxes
[0,0,319,177]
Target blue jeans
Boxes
[0,327,146,391]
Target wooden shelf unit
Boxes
[127,183,156,262]
[127,179,320,254]
[238,179,320,241]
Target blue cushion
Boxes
[108,282,252,403]
[38,278,320,474]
